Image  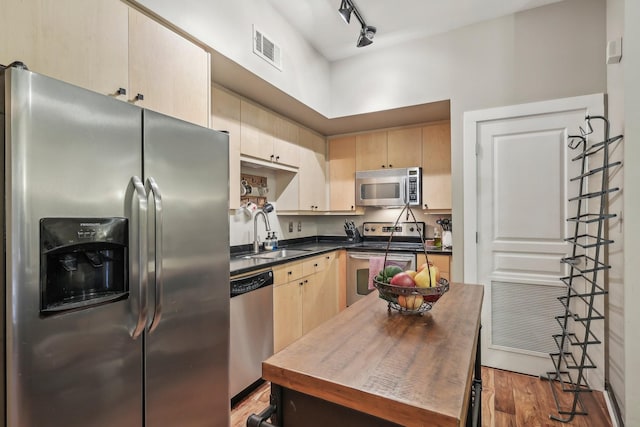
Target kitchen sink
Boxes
[250,248,311,259]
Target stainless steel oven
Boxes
[346,251,416,306]
[345,221,425,306]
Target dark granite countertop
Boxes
[230,237,452,277]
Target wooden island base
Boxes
[250,283,484,427]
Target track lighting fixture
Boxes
[338,0,353,24]
[357,25,376,47]
[337,0,376,48]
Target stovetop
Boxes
[353,241,426,251]
[355,221,426,252]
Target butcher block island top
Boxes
[262,282,484,427]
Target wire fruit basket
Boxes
[372,204,450,315]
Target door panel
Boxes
[477,110,582,375]
[5,68,143,427]
[467,95,605,379]
[142,110,230,426]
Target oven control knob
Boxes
[371,227,376,232]
[409,226,415,232]
[364,226,369,231]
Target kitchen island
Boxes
[251,282,483,427]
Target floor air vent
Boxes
[253,26,282,70]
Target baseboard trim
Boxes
[604,383,624,427]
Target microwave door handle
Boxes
[128,176,148,339]
[145,177,163,334]
[401,177,408,204]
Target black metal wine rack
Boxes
[544,115,622,423]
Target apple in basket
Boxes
[389,272,416,287]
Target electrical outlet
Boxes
[288,221,293,232]
[297,221,302,232]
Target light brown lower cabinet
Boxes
[273,252,339,353]
[417,253,452,282]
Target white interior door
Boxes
[463,94,604,379]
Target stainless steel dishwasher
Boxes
[229,269,274,402]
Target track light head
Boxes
[357,25,376,47]
[338,0,353,24]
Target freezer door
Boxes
[143,110,230,426]
[4,68,144,426]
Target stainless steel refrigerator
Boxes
[1,65,230,426]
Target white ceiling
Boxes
[266,0,564,61]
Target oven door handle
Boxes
[348,252,415,262]
[348,253,382,260]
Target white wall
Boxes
[134,0,332,115]
[605,0,625,419]
[623,0,640,425]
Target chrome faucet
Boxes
[253,203,274,253]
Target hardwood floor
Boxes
[231,367,612,427]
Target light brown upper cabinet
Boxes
[355,128,422,170]
[0,1,210,127]
[355,131,387,171]
[298,128,327,211]
[328,136,357,211]
[0,0,129,99]
[240,99,299,168]
[421,122,452,210]
[128,8,210,127]
[387,127,423,169]
[211,86,241,210]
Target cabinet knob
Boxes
[270,154,275,160]
[117,87,126,96]
[304,279,308,284]
[351,205,354,210]
[424,203,429,209]
[134,93,144,101]
[288,271,292,275]
[299,281,304,286]
[275,155,280,161]
[381,165,386,168]
[314,263,318,267]
[389,164,393,168]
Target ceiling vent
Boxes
[253,25,282,71]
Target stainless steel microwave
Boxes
[355,167,422,207]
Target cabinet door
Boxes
[240,99,275,161]
[387,127,422,169]
[0,0,128,98]
[303,253,339,334]
[422,122,452,210]
[299,128,327,211]
[321,252,340,317]
[356,131,387,170]
[274,116,300,167]
[273,281,303,353]
[211,86,241,209]
[129,8,209,127]
[328,136,357,211]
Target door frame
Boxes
[462,94,605,377]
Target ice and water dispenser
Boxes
[40,217,128,314]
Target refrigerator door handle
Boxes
[146,177,163,334]
[128,175,149,339]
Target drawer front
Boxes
[302,255,326,277]
[274,261,304,285]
